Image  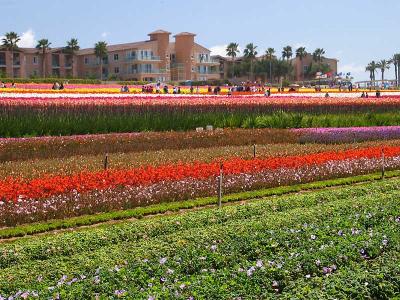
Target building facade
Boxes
[290,54,338,81]
[0,30,220,82]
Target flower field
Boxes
[0,179,399,299]
[2,94,400,137]
[1,89,400,298]
[0,143,397,226]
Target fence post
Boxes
[218,163,223,208]
[104,153,109,170]
[381,148,385,179]
[253,144,256,158]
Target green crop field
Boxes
[0,178,399,299]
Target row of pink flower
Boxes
[1,95,400,106]
[293,126,400,143]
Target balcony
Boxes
[0,60,6,66]
[196,70,219,75]
[195,57,219,65]
[125,55,161,62]
[127,68,167,75]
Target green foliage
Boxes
[0,177,399,298]
[2,108,400,138]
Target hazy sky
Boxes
[1,0,399,81]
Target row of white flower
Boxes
[1,91,400,99]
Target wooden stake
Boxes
[253,144,256,158]
[381,148,385,179]
[104,153,109,170]
[218,163,223,208]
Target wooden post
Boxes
[218,163,223,208]
[253,144,256,158]
[381,148,385,179]
[104,153,109,170]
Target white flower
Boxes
[159,257,167,265]
[256,260,263,268]
[247,266,256,277]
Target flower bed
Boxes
[0,145,395,226]
[294,126,400,143]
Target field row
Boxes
[2,140,399,180]
[2,127,400,162]
[0,179,399,299]
[0,145,396,226]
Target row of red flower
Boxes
[0,145,393,202]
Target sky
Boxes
[1,0,399,81]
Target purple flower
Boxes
[247,266,256,277]
[256,260,263,268]
[114,290,127,297]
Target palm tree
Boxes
[377,59,390,82]
[265,48,275,82]
[282,46,293,62]
[65,38,80,78]
[243,43,258,81]
[365,63,374,82]
[226,42,240,79]
[312,48,325,63]
[1,32,20,78]
[36,39,52,78]
[295,47,307,80]
[391,54,400,87]
[94,41,108,80]
[368,60,378,81]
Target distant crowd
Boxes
[0,81,16,88]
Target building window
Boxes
[114,67,119,74]
[84,57,89,65]
[303,65,308,73]
[114,54,119,61]
[33,56,38,64]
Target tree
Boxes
[377,59,390,82]
[365,60,378,81]
[365,60,378,83]
[65,38,80,78]
[265,48,275,83]
[243,43,258,81]
[36,39,52,78]
[295,47,307,80]
[312,48,325,63]
[226,43,240,79]
[1,32,20,78]
[391,54,400,87]
[282,46,293,61]
[94,41,108,80]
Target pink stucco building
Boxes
[0,30,220,82]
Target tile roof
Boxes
[174,32,196,37]
[148,30,171,35]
